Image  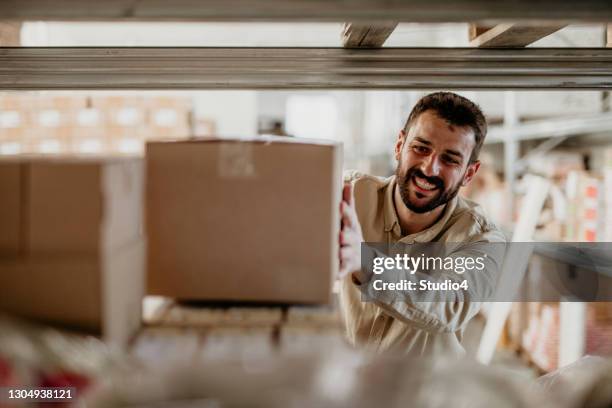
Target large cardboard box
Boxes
[0,155,145,347]
[146,137,342,304]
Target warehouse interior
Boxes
[1,2,612,407]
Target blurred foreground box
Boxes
[0,156,144,347]
[146,137,342,304]
[0,240,143,348]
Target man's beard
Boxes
[395,165,462,214]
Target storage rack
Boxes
[2,0,612,372]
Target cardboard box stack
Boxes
[561,147,612,242]
[511,301,612,372]
[564,171,601,242]
[0,156,145,347]
[146,137,342,304]
[0,94,192,155]
[586,303,612,357]
[521,302,560,372]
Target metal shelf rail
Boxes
[1,47,612,90]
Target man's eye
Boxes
[413,145,428,153]
[442,155,459,164]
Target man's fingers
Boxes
[337,266,350,280]
[340,246,352,261]
[338,247,350,279]
[340,247,359,274]
[339,229,350,247]
[340,201,353,228]
[340,229,359,248]
[342,182,353,205]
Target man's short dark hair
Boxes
[403,92,487,163]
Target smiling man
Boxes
[338,92,506,356]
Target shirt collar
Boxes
[383,176,458,243]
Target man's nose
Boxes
[420,154,441,177]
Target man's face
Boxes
[395,110,480,214]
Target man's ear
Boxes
[461,160,481,186]
[395,130,407,161]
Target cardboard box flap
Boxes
[147,135,341,147]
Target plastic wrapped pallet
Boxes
[199,327,276,361]
[537,356,612,408]
[142,299,283,328]
[131,327,202,366]
[85,352,563,408]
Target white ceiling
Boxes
[20,22,606,47]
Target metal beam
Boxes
[1,47,612,90]
[487,112,612,143]
[342,22,398,48]
[1,0,612,22]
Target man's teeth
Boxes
[414,176,437,190]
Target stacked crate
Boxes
[604,148,612,242]
[564,171,601,242]
[512,301,612,373]
[0,94,192,155]
[586,303,612,357]
[521,302,560,372]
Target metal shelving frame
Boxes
[2,0,611,371]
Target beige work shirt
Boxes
[339,172,506,356]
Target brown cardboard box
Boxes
[0,95,28,110]
[0,155,145,347]
[26,156,143,256]
[0,239,144,347]
[0,160,22,256]
[146,137,342,304]
[51,95,87,110]
[0,127,25,141]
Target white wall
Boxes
[21,22,344,46]
[193,91,257,136]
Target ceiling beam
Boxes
[1,47,612,90]
[487,112,612,143]
[1,0,612,22]
[342,22,397,48]
[468,25,494,41]
[469,23,566,47]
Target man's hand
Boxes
[339,183,366,281]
